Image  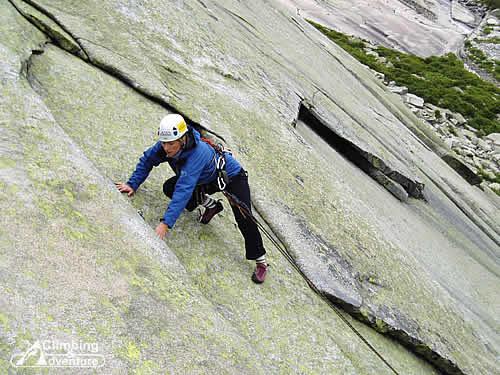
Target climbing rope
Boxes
[222,190,400,375]
[207,133,399,373]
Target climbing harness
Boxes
[202,135,400,374]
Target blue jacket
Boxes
[127,128,242,228]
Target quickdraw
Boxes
[202,137,230,191]
[216,155,228,190]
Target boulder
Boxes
[486,18,498,26]
[485,160,500,174]
[424,102,439,111]
[465,124,478,133]
[442,154,482,185]
[460,147,476,157]
[485,133,500,146]
[366,50,379,57]
[452,112,467,125]
[477,138,493,152]
[437,126,450,136]
[404,93,425,108]
[488,182,500,192]
[389,85,408,95]
[461,128,477,140]
[444,137,460,149]
[374,71,385,80]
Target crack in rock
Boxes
[269,211,466,375]
[398,0,438,21]
[295,99,425,201]
[7,1,494,374]
[11,0,89,60]
[442,153,482,185]
[11,0,232,145]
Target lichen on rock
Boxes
[1,1,499,374]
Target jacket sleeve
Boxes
[162,150,206,228]
[127,142,165,191]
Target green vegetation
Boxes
[475,37,500,44]
[482,25,494,35]
[464,43,500,81]
[448,125,458,136]
[309,20,500,136]
[491,185,500,194]
[465,44,497,74]
[479,0,500,9]
[477,166,500,191]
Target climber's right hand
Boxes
[115,182,135,197]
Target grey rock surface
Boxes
[451,0,476,27]
[404,93,425,108]
[276,0,479,56]
[389,85,408,95]
[0,2,441,374]
[486,133,500,145]
[1,0,499,374]
[487,17,498,26]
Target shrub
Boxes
[479,0,500,9]
[483,26,493,35]
[477,166,500,184]
[476,37,500,44]
[495,63,500,80]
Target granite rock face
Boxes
[276,0,481,57]
[1,1,499,374]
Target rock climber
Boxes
[115,113,268,283]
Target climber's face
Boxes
[162,139,182,158]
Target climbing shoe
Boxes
[251,263,268,284]
[198,200,223,224]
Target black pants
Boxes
[163,169,266,260]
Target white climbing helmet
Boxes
[158,114,188,142]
